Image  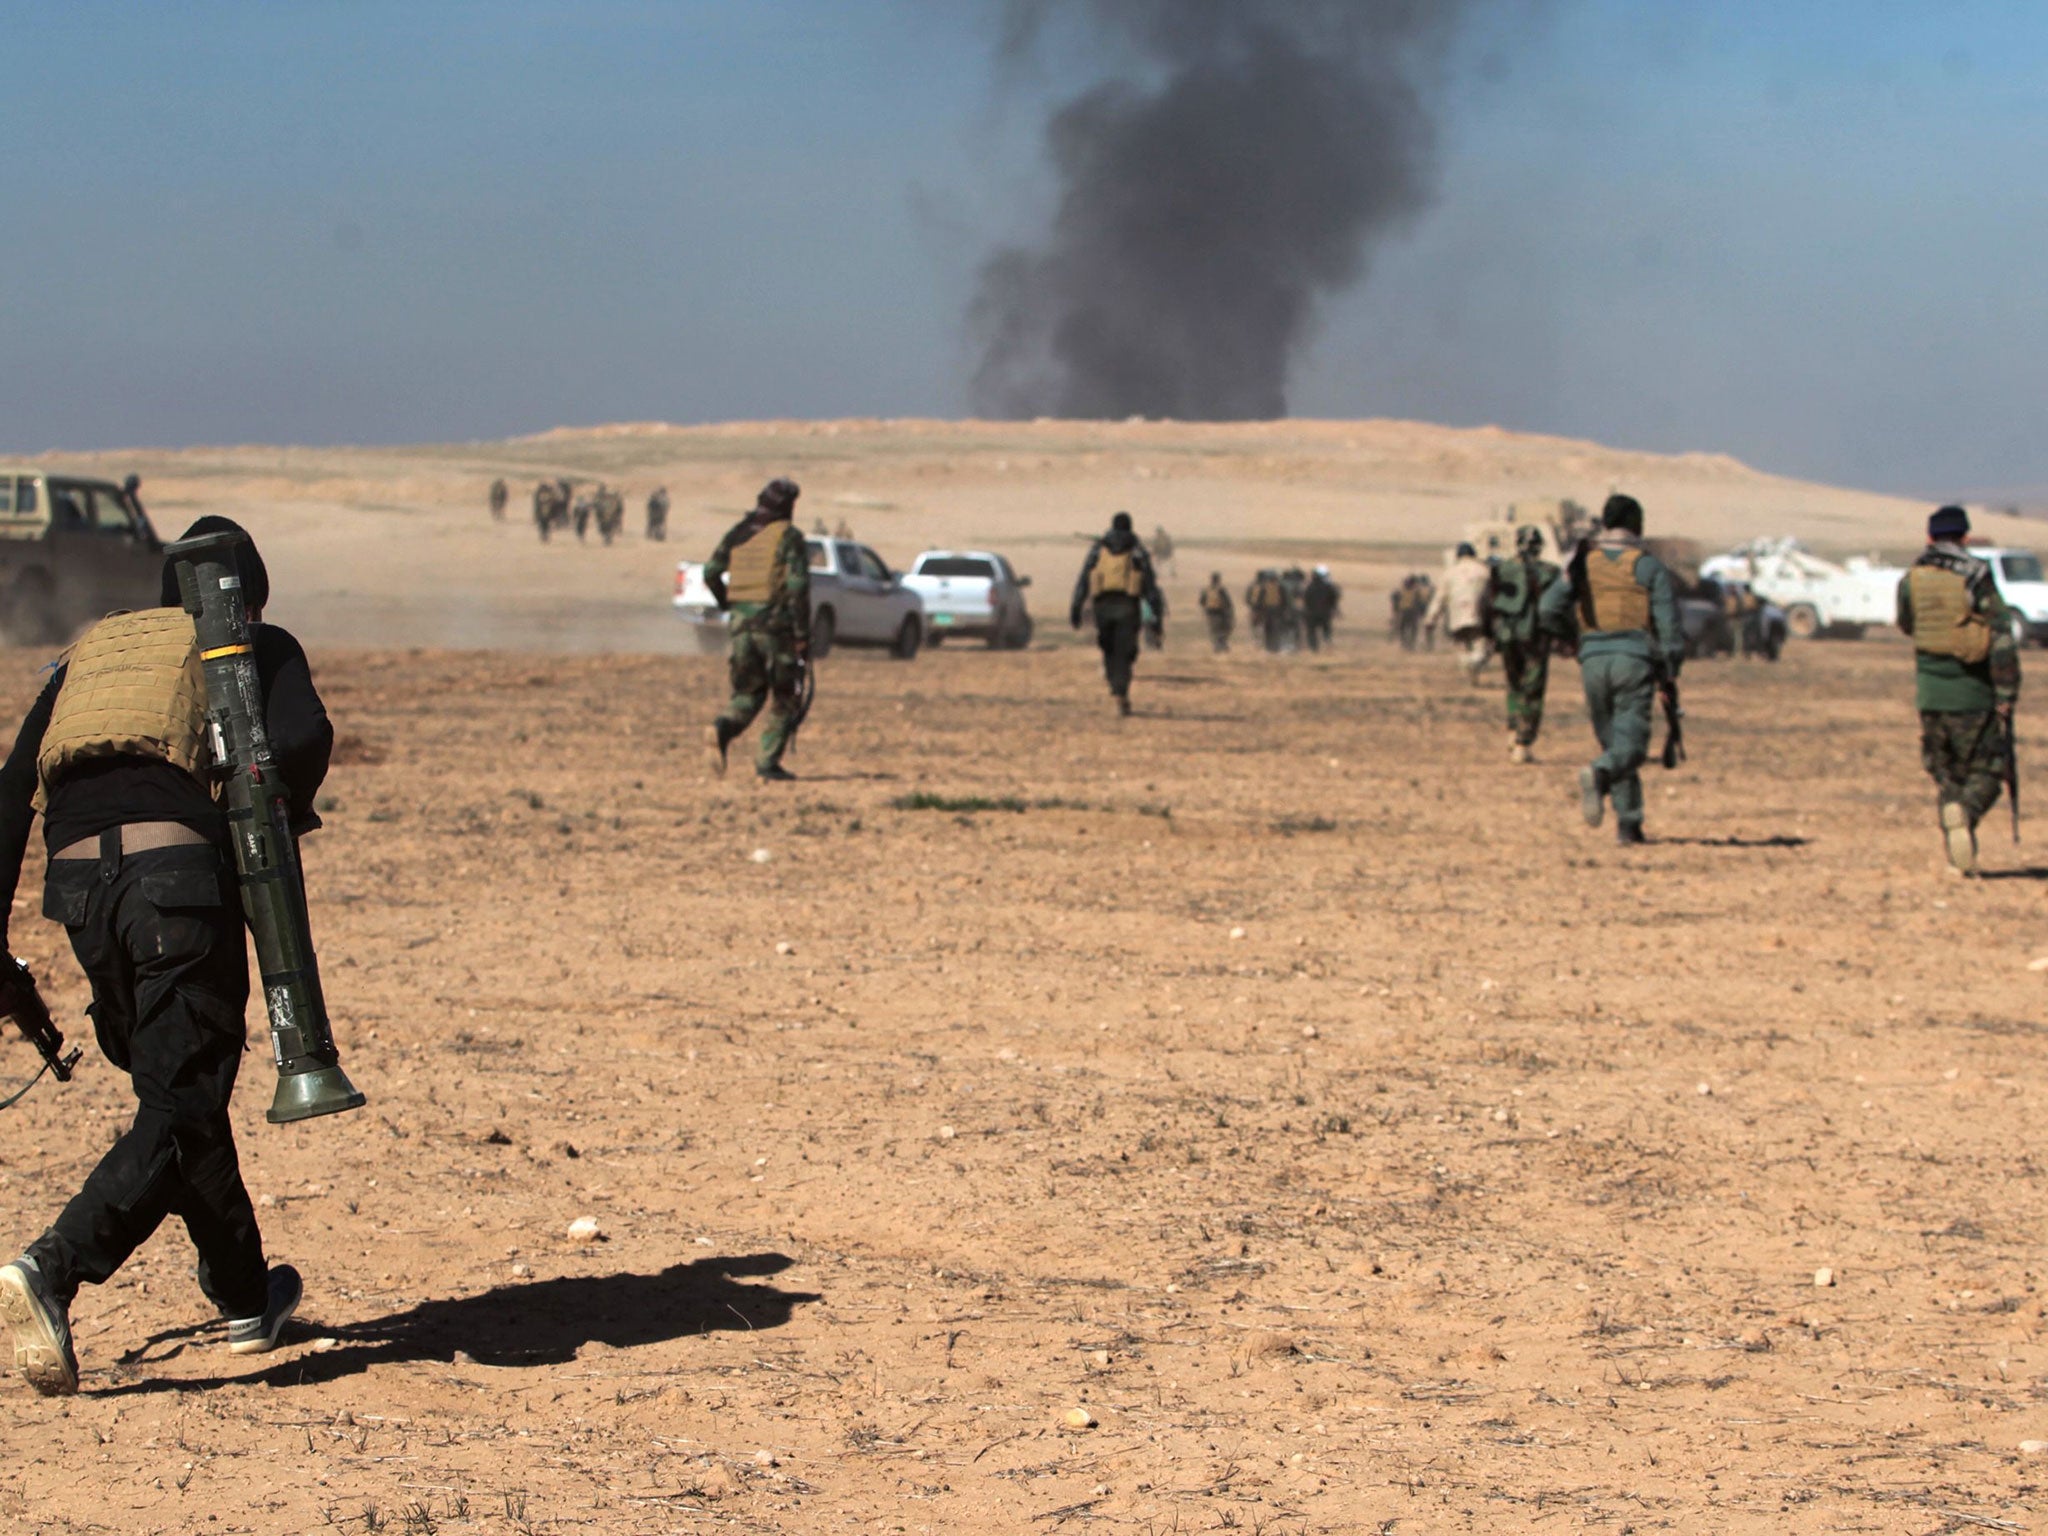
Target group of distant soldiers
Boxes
[488,477,669,544]
[1194,566,1341,654]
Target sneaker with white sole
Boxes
[1941,801,1977,875]
[1578,765,1608,828]
[227,1264,302,1355]
[0,1256,78,1396]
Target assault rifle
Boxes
[787,645,818,754]
[1658,671,1686,770]
[0,957,79,1110]
[2005,706,2021,843]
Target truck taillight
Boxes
[674,566,686,596]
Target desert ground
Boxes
[2,422,2048,1534]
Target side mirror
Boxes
[1018,575,1033,588]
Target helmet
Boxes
[1515,525,1544,556]
[1455,542,1477,560]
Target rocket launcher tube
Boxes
[167,531,365,1125]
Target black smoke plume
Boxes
[971,0,1489,421]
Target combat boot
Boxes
[1578,765,1609,828]
[1615,822,1646,846]
[705,720,735,779]
[0,1256,78,1396]
[1115,694,1132,717]
[1941,801,1977,875]
[757,764,797,783]
[1508,734,1529,765]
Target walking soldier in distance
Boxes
[1898,504,2021,874]
[1491,524,1563,763]
[704,479,811,783]
[1071,512,1163,716]
[0,516,331,1393]
[1539,494,1684,844]
[1198,572,1235,653]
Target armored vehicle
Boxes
[0,468,165,643]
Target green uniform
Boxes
[1539,532,1684,833]
[1490,555,1561,747]
[705,516,811,772]
[1897,543,2020,826]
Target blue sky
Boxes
[3,0,2043,495]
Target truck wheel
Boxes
[890,616,922,660]
[1784,603,1821,640]
[810,608,836,660]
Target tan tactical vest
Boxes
[1908,564,1993,663]
[725,521,790,604]
[1199,583,1229,612]
[36,609,210,810]
[1585,548,1651,632]
[1089,547,1144,599]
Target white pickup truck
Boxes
[900,549,1035,649]
[1700,539,1906,639]
[674,534,925,659]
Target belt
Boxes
[52,821,211,862]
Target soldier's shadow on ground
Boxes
[1656,835,1811,849]
[98,1252,820,1396]
[1973,866,2048,881]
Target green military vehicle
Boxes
[0,468,165,643]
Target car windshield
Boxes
[806,539,828,569]
[2002,553,2045,583]
[917,557,995,579]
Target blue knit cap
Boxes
[1928,505,1970,541]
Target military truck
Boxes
[1460,499,1595,566]
[0,468,165,643]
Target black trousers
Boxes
[1095,600,1142,698]
[27,841,266,1317]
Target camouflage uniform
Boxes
[705,481,811,779]
[1490,535,1562,756]
[1897,518,2021,871]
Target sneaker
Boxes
[227,1264,302,1355]
[1509,740,1530,765]
[1941,801,1977,875]
[1578,765,1608,828]
[1615,822,1647,846]
[0,1257,78,1395]
[705,722,730,779]
[756,764,796,783]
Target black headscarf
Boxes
[159,515,270,612]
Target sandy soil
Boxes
[23,417,2037,655]
[1,615,2046,1534]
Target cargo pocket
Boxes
[41,868,93,929]
[139,867,223,912]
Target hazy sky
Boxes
[3,0,2043,496]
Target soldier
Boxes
[595,484,624,546]
[833,517,854,540]
[1152,524,1177,577]
[532,480,558,542]
[1302,565,1341,652]
[705,479,811,783]
[1244,569,1286,653]
[0,517,329,1393]
[571,491,593,543]
[1897,504,2021,874]
[488,477,508,521]
[1489,525,1562,763]
[646,486,670,542]
[1198,571,1235,652]
[1071,512,1164,716]
[1425,544,1493,682]
[1539,493,1684,845]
